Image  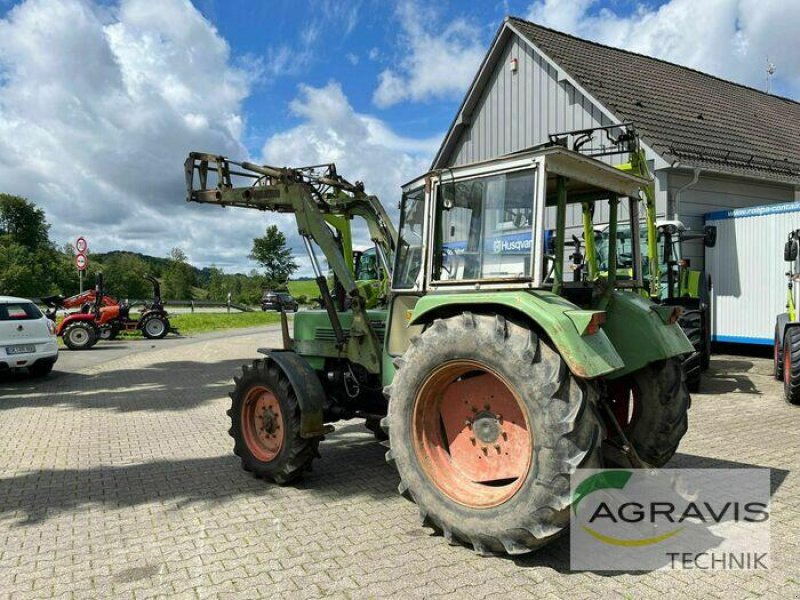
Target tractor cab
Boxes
[389,144,661,367]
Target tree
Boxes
[101,253,152,300]
[249,225,298,288]
[0,194,50,251]
[163,247,195,300]
[0,194,63,296]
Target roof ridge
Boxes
[506,15,800,108]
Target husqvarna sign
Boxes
[570,469,770,571]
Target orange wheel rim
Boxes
[242,385,284,461]
[412,361,532,509]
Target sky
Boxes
[1,0,799,276]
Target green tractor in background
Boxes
[185,144,692,555]
[551,124,715,391]
[775,229,800,404]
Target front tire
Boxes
[62,322,97,350]
[783,327,800,405]
[228,359,320,484]
[604,358,690,467]
[384,313,603,555]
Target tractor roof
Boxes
[404,145,649,202]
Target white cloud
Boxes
[0,0,269,271]
[262,81,439,259]
[526,0,800,98]
[0,0,441,277]
[373,0,486,107]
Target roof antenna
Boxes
[765,57,776,94]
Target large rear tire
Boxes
[228,359,320,484]
[384,313,603,555]
[605,358,689,467]
[62,322,97,350]
[775,324,784,381]
[678,308,703,391]
[783,327,800,405]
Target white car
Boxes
[0,295,58,377]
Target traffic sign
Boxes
[75,236,88,253]
[75,253,88,271]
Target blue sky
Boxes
[0,0,797,274]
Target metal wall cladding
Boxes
[706,203,800,344]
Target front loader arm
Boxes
[185,152,394,374]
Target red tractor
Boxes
[43,274,174,350]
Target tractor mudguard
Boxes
[602,291,695,378]
[56,313,97,336]
[256,348,329,438]
[777,313,792,346]
[407,291,624,379]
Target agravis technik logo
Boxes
[570,469,770,571]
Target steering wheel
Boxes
[440,247,460,278]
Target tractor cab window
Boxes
[433,169,535,283]
[393,187,425,289]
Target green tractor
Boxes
[775,229,800,404]
[185,144,692,555]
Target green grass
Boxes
[288,280,319,300]
[169,311,282,336]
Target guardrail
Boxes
[30,298,254,313]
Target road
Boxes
[52,325,282,373]
[0,331,798,599]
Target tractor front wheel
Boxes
[228,359,320,484]
[783,327,800,405]
[141,314,169,339]
[62,322,98,350]
[384,313,603,555]
[604,358,689,467]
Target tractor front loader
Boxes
[185,145,692,555]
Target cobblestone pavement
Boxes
[0,331,798,599]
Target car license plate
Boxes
[7,345,35,355]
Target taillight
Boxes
[668,307,683,325]
[46,320,56,336]
[585,312,606,336]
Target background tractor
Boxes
[775,229,800,404]
[185,144,692,555]
[43,273,174,348]
[549,124,715,390]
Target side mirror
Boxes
[785,240,798,262]
[703,226,717,248]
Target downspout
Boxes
[671,166,702,220]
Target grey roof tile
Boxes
[508,16,800,183]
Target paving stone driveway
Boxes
[0,330,798,599]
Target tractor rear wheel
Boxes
[678,308,704,391]
[384,313,603,555]
[62,322,97,350]
[604,358,689,467]
[228,359,320,484]
[783,327,800,405]
[141,314,169,339]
